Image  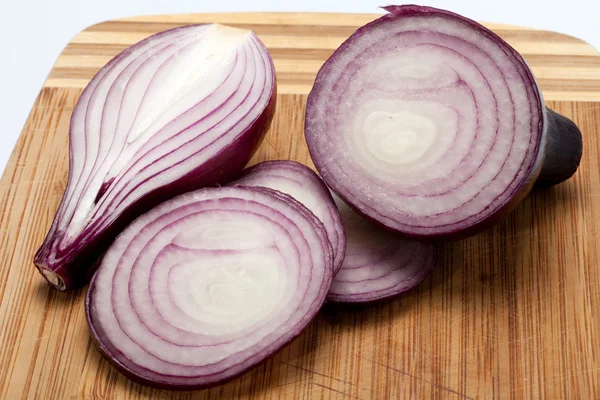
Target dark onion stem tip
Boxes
[535,107,583,188]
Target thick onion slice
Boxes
[35,24,276,290]
[305,5,582,239]
[328,194,435,303]
[86,186,333,389]
[230,160,346,273]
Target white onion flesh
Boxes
[230,161,346,273]
[305,5,545,238]
[86,186,333,389]
[35,24,276,290]
[328,195,435,303]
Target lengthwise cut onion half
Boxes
[35,24,276,290]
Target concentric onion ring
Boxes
[86,186,333,389]
[305,5,547,238]
[328,194,435,303]
[230,160,346,273]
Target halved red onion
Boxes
[305,5,582,239]
[328,194,435,303]
[230,160,346,273]
[86,186,333,389]
[35,24,276,290]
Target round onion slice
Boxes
[86,186,333,389]
[230,160,346,273]
[328,194,435,303]
[305,5,582,239]
[35,24,276,290]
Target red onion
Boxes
[328,194,435,303]
[230,161,346,273]
[305,5,582,240]
[35,24,276,290]
[86,186,333,389]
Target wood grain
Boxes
[0,12,599,399]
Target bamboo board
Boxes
[0,12,599,399]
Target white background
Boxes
[1,0,598,175]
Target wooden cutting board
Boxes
[1,12,599,399]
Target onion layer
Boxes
[35,24,276,290]
[305,5,582,239]
[328,194,435,303]
[230,161,346,273]
[86,186,333,389]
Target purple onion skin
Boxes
[33,26,277,290]
[307,5,583,242]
